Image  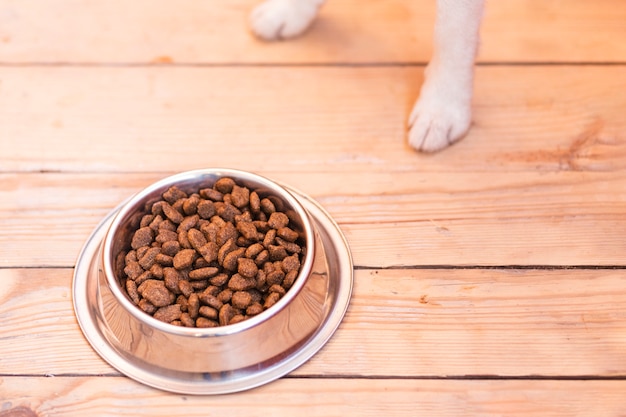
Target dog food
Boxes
[117,177,305,327]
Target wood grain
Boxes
[1,0,625,64]
[2,268,625,377]
[2,377,626,416]
[1,66,625,174]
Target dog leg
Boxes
[250,0,325,40]
[408,0,484,152]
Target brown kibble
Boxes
[178,279,194,297]
[229,314,246,325]
[154,304,182,323]
[138,279,172,307]
[198,241,219,264]
[199,305,219,320]
[177,214,199,233]
[230,185,250,208]
[260,198,276,214]
[173,249,196,270]
[197,200,216,219]
[263,292,281,309]
[222,247,245,271]
[189,267,219,280]
[196,317,219,328]
[138,299,157,314]
[267,212,289,229]
[214,177,236,194]
[163,267,182,294]
[162,186,187,204]
[217,289,233,303]
[277,227,299,242]
[188,293,200,318]
[180,313,195,327]
[228,274,257,291]
[162,202,184,224]
[246,302,264,316]
[268,245,288,261]
[237,257,258,278]
[231,291,253,309]
[236,221,258,241]
[183,194,200,215]
[282,270,298,289]
[249,191,261,213]
[126,279,140,304]
[131,227,153,249]
[120,176,305,328]
[124,261,143,280]
[138,247,161,270]
[198,290,223,310]
[218,304,235,326]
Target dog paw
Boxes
[250,0,322,40]
[408,86,472,153]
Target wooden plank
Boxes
[1,377,626,416]
[1,66,625,174]
[1,0,625,64]
[2,268,626,377]
[2,171,626,268]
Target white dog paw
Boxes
[250,0,322,40]
[408,87,472,153]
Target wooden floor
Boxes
[1,0,626,415]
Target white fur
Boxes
[250,0,484,152]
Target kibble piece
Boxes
[249,191,261,213]
[163,268,182,293]
[237,257,258,278]
[282,254,301,272]
[214,177,236,194]
[209,273,230,287]
[277,227,299,242]
[183,194,200,215]
[189,267,219,280]
[178,214,199,233]
[178,279,194,297]
[173,249,196,270]
[263,292,281,309]
[161,240,181,257]
[138,280,172,307]
[268,212,289,229]
[188,293,200,318]
[231,291,253,309]
[276,237,302,254]
[229,315,246,325]
[245,242,264,259]
[198,290,223,310]
[199,306,218,320]
[180,313,195,327]
[138,299,157,314]
[154,304,182,323]
[230,185,250,208]
[156,229,179,244]
[197,242,219,264]
[138,247,161,270]
[268,284,286,296]
[228,274,257,291]
[124,261,143,280]
[263,229,276,248]
[131,227,154,249]
[197,200,216,219]
[196,317,219,328]
[135,270,153,286]
[218,304,235,326]
[222,248,245,271]
[187,228,207,250]
[126,279,140,304]
[282,270,298,289]
[200,187,224,202]
[178,230,192,249]
[162,202,184,224]
[247,303,264,316]
[162,186,187,204]
[217,289,233,303]
[155,253,174,266]
[237,221,258,241]
[260,198,276,214]
[268,245,288,261]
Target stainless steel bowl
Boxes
[99,169,324,373]
[74,168,353,394]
